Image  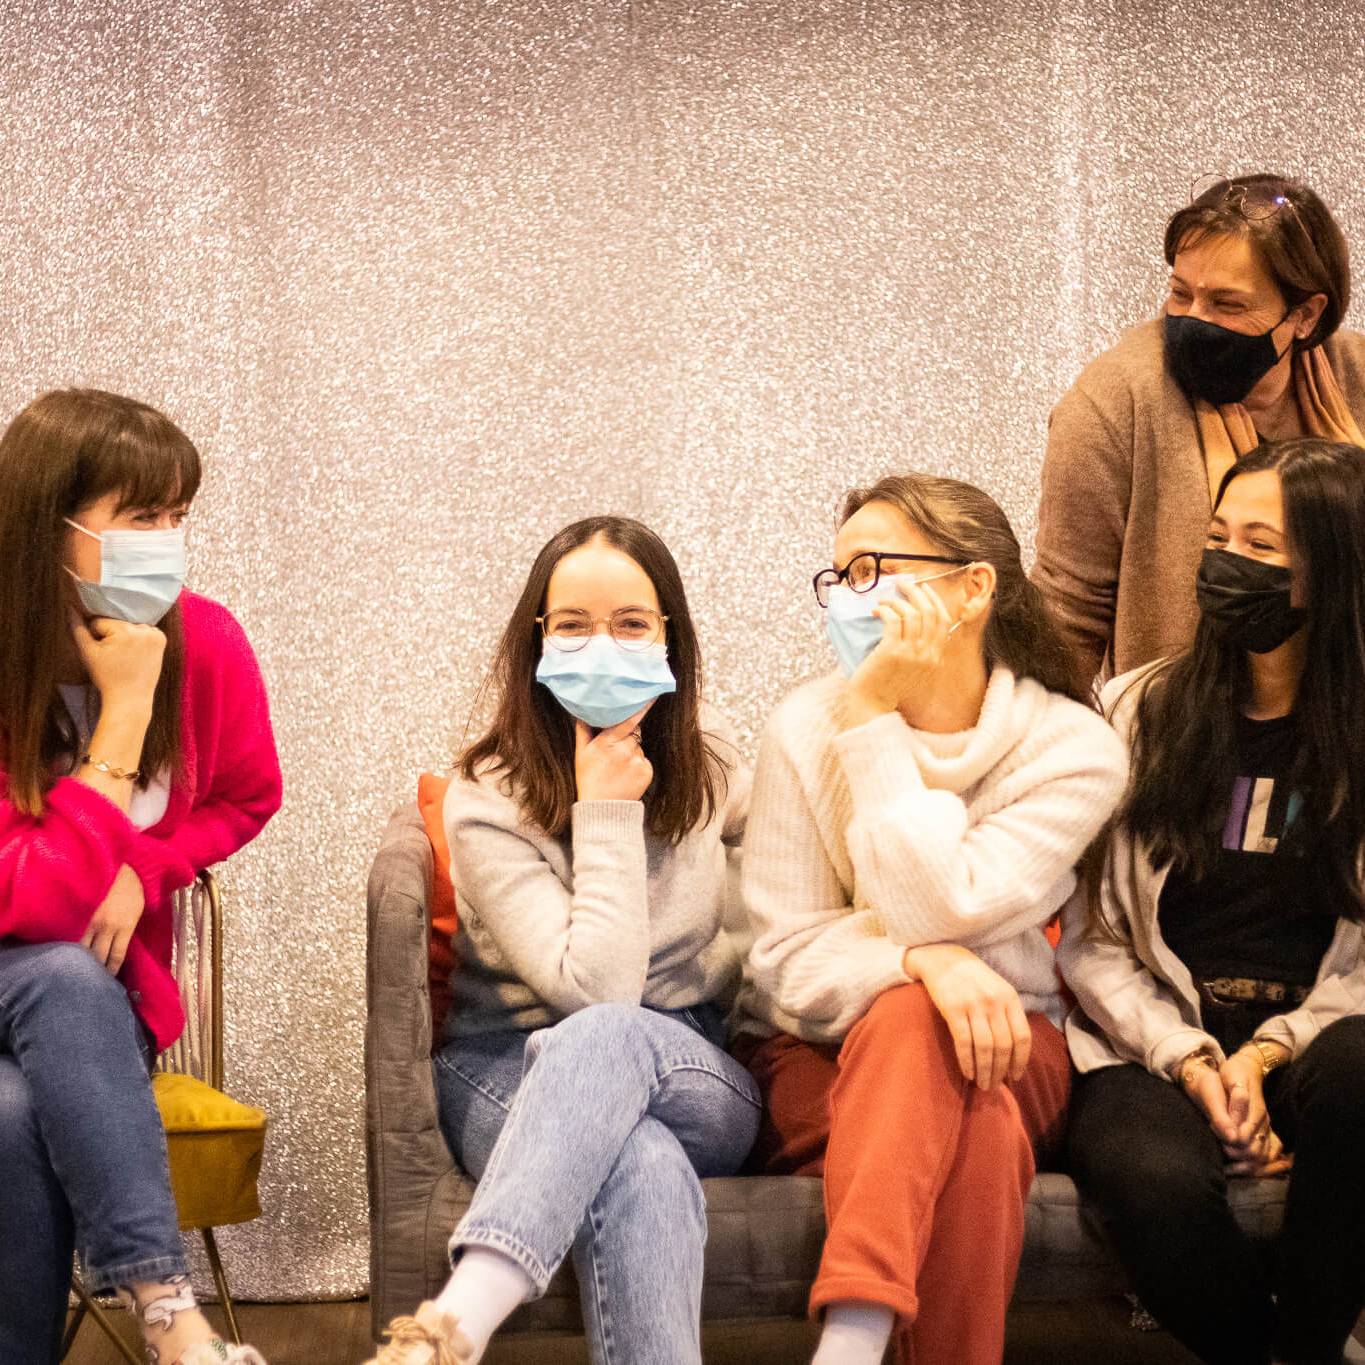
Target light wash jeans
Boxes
[434,1001,762,1365]
[0,941,187,1365]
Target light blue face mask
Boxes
[535,635,677,729]
[65,518,187,625]
[824,568,967,677]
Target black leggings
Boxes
[1066,1015,1365,1365]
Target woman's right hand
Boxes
[574,705,654,803]
[903,942,1033,1089]
[844,580,957,728]
[71,614,166,714]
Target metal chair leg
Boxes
[201,1227,242,1345]
[67,1276,143,1365]
[58,1300,87,1359]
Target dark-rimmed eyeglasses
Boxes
[812,552,969,608]
[537,607,668,652]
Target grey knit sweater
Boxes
[441,717,750,1038]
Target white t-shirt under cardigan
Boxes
[735,666,1130,1044]
[442,714,751,1038]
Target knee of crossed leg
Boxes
[530,1001,650,1070]
[848,982,946,1056]
[16,941,133,1024]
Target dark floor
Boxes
[65,1295,1218,1364]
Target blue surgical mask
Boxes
[824,568,966,677]
[65,518,187,625]
[535,635,677,729]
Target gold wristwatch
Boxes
[1246,1037,1289,1077]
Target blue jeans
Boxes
[0,941,187,1365]
[434,1002,761,1365]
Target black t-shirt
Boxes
[1158,713,1337,990]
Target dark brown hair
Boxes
[839,473,1093,708]
[459,516,729,843]
[1109,439,1365,926]
[1164,174,1351,351]
[0,388,201,815]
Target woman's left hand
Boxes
[845,580,956,726]
[80,864,146,975]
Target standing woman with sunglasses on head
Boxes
[1059,439,1365,1365]
[735,474,1128,1365]
[1034,173,1365,685]
[0,389,281,1365]
[369,516,759,1365]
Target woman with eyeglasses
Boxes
[368,517,758,1365]
[1034,173,1365,685]
[0,390,280,1365]
[733,474,1128,1365]
[1058,439,1365,1365]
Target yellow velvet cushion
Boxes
[152,1072,267,1230]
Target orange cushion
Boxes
[417,773,457,1035]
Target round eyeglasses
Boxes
[537,607,668,652]
[812,551,969,608]
[1189,173,1303,225]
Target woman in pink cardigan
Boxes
[0,389,281,1365]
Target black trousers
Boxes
[1066,1015,1365,1365]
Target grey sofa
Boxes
[365,802,1289,1345]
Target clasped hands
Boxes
[1179,1045,1293,1178]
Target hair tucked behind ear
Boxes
[840,473,1093,708]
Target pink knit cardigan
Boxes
[0,592,282,1049]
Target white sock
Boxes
[434,1246,536,1360]
[812,1301,896,1365]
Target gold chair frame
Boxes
[63,869,245,1360]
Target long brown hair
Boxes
[1113,439,1365,922]
[0,389,201,815]
[1164,174,1351,352]
[459,516,729,843]
[839,473,1093,707]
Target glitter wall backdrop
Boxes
[3,0,1362,1298]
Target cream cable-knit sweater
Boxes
[736,666,1129,1043]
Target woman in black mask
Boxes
[1057,438,1365,1365]
[1033,174,1365,684]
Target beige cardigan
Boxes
[1056,669,1365,1079]
[1032,320,1365,682]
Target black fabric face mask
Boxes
[1164,309,1292,406]
[1195,547,1306,654]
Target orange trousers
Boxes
[739,983,1071,1365]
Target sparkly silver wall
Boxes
[4,0,1362,1299]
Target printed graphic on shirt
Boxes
[1222,776,1303,855]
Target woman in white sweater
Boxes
[1058,438,1365,1365]
[735,473,1128,1365]
[369,516,758,1365]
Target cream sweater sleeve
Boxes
[835,704,1129,950]
[743,714,908,1036]
[445,776,650,1014]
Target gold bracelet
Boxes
[1178,1047,1219,1088]
[1246,1037,1290,1077]
[82,755,141,782]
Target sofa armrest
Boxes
[365,802,457,1332]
